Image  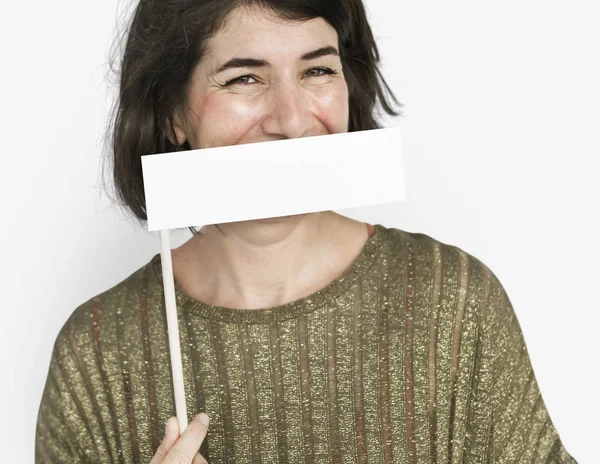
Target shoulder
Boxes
[380,225,520,355]
[378,224,509,320]
[52,254,161,355]
[380,224,501,284]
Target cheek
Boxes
[195,95,262,147]
[312,84,349,132]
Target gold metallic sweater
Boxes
[35,224,577,463]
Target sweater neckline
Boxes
[150,223,387,324]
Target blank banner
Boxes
[142,127,405,231]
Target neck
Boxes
[172,211,368,309]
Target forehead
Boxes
[206,6,339,59]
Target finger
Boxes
[164,413,209,464]
[150,417,179,464]
[192,452,209,464]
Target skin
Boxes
[157,6,370,460]
[169,5,369,311]
[150,414,209,464]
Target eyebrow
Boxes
[214,46,340,74]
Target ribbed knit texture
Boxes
[35,224,577,463]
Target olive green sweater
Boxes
[35,224,577,463]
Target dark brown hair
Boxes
[102,0,403,235]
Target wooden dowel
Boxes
[159,229,188,433]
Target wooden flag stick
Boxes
[159,228,189,433]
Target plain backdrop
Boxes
[1,0,598,462]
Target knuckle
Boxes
[154,442,170,459]
[165,449,190,464]
[188,424,207,441]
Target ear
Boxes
[166,108,188,146]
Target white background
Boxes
[1,0,598,461]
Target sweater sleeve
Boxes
[482,273,577,463]
[35,318,99,463]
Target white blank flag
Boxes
[142,127,405,231]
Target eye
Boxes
[223,75,258,87]
[304,66,338,78]
[222,67,339,87]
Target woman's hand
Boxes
[150,413,210,464]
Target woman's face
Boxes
[172,6,349,149]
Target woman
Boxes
[35,0,577,463]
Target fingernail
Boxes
[198,413,209,425]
